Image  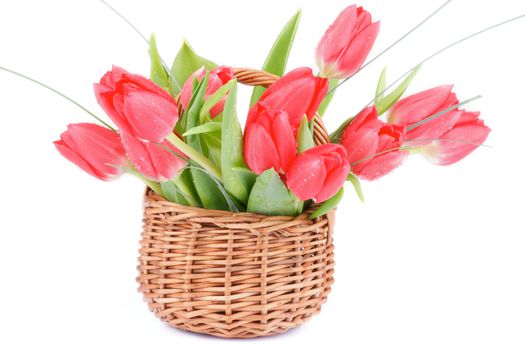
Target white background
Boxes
[0,0,524,349]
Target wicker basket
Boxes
[137,68,335,338]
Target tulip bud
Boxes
[244,103,296,175]
[179,66,234,118]
[250,67,328,130]
[286,144,350,203]
[316,5,380,79]
[120,132,187,182]
[420,111,491,166]
[54,123,126,181]
[340,106,407,180]
[94,66,179,143]
[388,85,462,144]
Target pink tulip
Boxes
[249,67,328,130]
[419,111,491,166]
[120,132,187,182]
[316,5,380,79]
[54,123,126,181]
[94,66,179,143]
[178,66,234,118]
[286,144,350,203]
[340,106,407,180]
[388,85,462,144]
[244,103,296,175]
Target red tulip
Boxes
[178,66,234,118]
[54,123,126,181]
[120,132,187,182]
[340,106,407,180]
[94,66,179,143]
[316,5,380,79]
[286,144,350,203]
[244,103,296,175]
[419,111,491,166]
[249,67,328,130]
[388,85,462,144]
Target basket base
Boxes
[138,191,335,338]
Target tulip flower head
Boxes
[316,5,380,79]
[94,66,180,143]
[419,111,491,166]
[179,66,234,118]
[54,123,127,181]
[286,144,350,203]
[250,67,328,130]
[120,132,187,182]
[244,103,297,175]
[388,85,462,144]
[340,106,407,181]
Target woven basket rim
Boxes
[144,189,327,224]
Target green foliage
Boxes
[375,65,421,116]
[221,83,254,204]
[247,169,303,216]
[309,187,344,219]
[297,116,315,153]
[171,40,217,94]
[347,173,365,203]
[249,10,302,107]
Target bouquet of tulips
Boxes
[53,4,491,218]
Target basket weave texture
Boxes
[137,68,335,338]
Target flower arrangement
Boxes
[51,4,492,218]
[2,0,522,338]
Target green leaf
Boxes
[183,122,222,136]
[160,181,189,205]
[232,167,257,192]
[191,168,231,210]
[347,173,365,203]
[297,116,314,153]
[247,169,302,216]
[181,75,209,138]
[376,64,421,116]
[149,34,169,90]
[221,83,251,204]
[199,79,235,119]
[171,40,217,93]
[317,79,339,116]
[375,67,387,100]
[249,10,302,107]
[309,187,344,219]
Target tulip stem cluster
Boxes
[166,133,223,181]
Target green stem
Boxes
[127,167,163,196]
[0,66,114,130]
[171,174,200,207]
[166,133,223,182]
[329,116,354,143]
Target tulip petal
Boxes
[65,123,125,176]
[354,150,408,181]
[244,123,281,174]
[422,119,490,166]
[270,111,297,172]
[336,21,380,79]
[121,90,179,143]
[286,153,326,201]
[315,159,350,202]
[389,85,454,125]
[54,140,108,180]
[316,5,358,68]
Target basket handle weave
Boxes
[233,68,331,147]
